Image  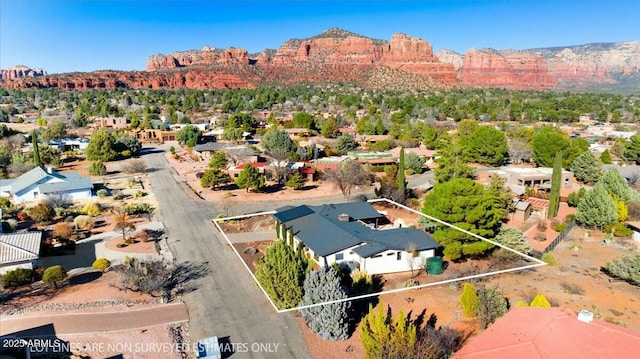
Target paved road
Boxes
[0,303,188,336]
[143,148,309,359]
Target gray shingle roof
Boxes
[273,203,441,257]
[38,172,93,194]
[0,166,93,197]
[0,232,42,266]
[8,166,50,194]
[193,142,227,152]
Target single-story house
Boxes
[273,202,442,275]
[487,166,574,189]
[452,307,640,359]
[228,162,266,178]
[93,116,128,130]
[193,142,227,159]
[0,231,43,275]
[0,166,93,204]
[48,138,90,152]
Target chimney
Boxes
[46,167,53,174]
[338,213,350,222]
[577,310,594,323]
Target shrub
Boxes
[604,222,633,237]
[123,203,154,215]
[536,220,548,231]
[603,253,640,285]
[17,211,30,221]
[42,265,66,289]
[29,203,55,223]
[80,202,101,217]
[96,189,108,197]
[88,161,107,176]
[121,150,132,158]
[476,287,508,328]
[351,269,374,295]
[169,146,175,154]
[123,159,146,174]
[553,222,568,232]
[404,279,419,287]
[1,268,33,288]
[534,232,546,242]
[74,215,94,229]
[133,190,146,198]
[459,283,479,318]
[529,294,552,308]
[560,281,585,295]
[112,190,125,200]
[52,222,73,239]
[0,197,13,210]
[92,258,111,271]
[541,252,557,266]
[444,242,463,261]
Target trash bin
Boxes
[425,256,443,275]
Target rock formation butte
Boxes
[0,65,46,80]
[1,29,639,92]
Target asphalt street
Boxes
[143,148,309,359]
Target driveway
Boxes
[143,147,309,359]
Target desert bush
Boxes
[169,146,175,154]
[42,265,66,289]
[553,222,568,232]
[459,283,479,318]
[92,258,111,271]
[29,203,55,223]
[604,222,633,237]
[560,281,585,295]
[80,202,101,217]
[534,232,546,242]
[0,197,13,210]
[536,220,548,231]
[88,161,106,176]
[123,203,154,215]
[529,294,552,307]
[404,279,419,288]
[1,268,33,288]
[96,189,108,197]
[115,257,170,295]
[123,159,146,174]
[133,190,146,198]
[351,269,374,295]
[121,150,131,158]
[52,222,73,239]
[603,253,640,285]
[476,287,508,329]
[413,325,464,359]
[74,215,94,229]
[541,252,557,266]
[112,190,125,200]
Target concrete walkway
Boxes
[0,302,189,336]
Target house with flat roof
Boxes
[452,307,640,359]
[0,166,93,204]
[0,231,43,274]
[487,166,573,189]
[273,202,441,274]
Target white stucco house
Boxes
[0,231,42,275]
[273,202,442,275]
[0,166,93,204]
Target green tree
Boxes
[300,267,350,340]
[422,126,438,149]
[201,168,231,190]
[493,226,532,255]
[176,125,201,147]
[286,172,306,190]
[235,164,264,192]
[529,294,551,308]
[568,187,587,207]
[571,151,603,184]
[603,253,640,285]
[360,304,417,359]
[548,152,562,219]
[600,149,613,164]
[255,240,308,309]
[566,137,590,167]
[88,161,107,176]
[42,265,66,289]
[434,135,475,183]
[374,117,386,135]
[466,126,508,166]
[321,116,339,138]
[486,174,514,212]
[599,169,640,203]
[575,183,617,228]
[531,126,570,167]
[208,151,228,170]
[422,178,504,260]
[262,129,296,153]
[459,283,479,318]
[397,147,406,192]
[292,112,315,129]
[31,130,40,167]
[625,135,640,164]
[41,121,67,141]
[335,133,358,154]
[457,119,477,138]
[86,128,117,162]
[29,203,55,223]
[404,152,424,174]
[476,287,508,329]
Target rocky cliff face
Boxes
[0,65,46,80]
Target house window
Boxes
[397,252,402,261]
[387,252,394,256]
[372,254,382,258]
[335,253,344,261]
[33,191,38,197]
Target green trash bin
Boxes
[425,256,443,275]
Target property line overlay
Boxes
[212,199,547,314]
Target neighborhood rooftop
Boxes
[0,232,43,267]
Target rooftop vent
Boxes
[577,310,594,323]
[339,213,350,222]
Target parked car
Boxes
[196,171,204,179]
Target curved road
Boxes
[144,148,309,359]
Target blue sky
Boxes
[1,0,639,74]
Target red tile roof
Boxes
[235,162,266,169]
[453,307,640,359]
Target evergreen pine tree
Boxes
[599,169,640,203]
[547,152,562,218]
[255,240,308,309]
[300,267,350,340]
[570,151,603,184]
[459,283,480,318]
[32,130,41,167]
[397,147,406,192]
[575,183,618,228]
[599,149,613,164]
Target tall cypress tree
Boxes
[32,130,41,167]
[547,151,562,218]
[397,146,406,191]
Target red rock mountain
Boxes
[1,29,639,92]
[0,65,46,80]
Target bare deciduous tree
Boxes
[122,159,147,174]
[507,139,531,164]
[324,159,369,202]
